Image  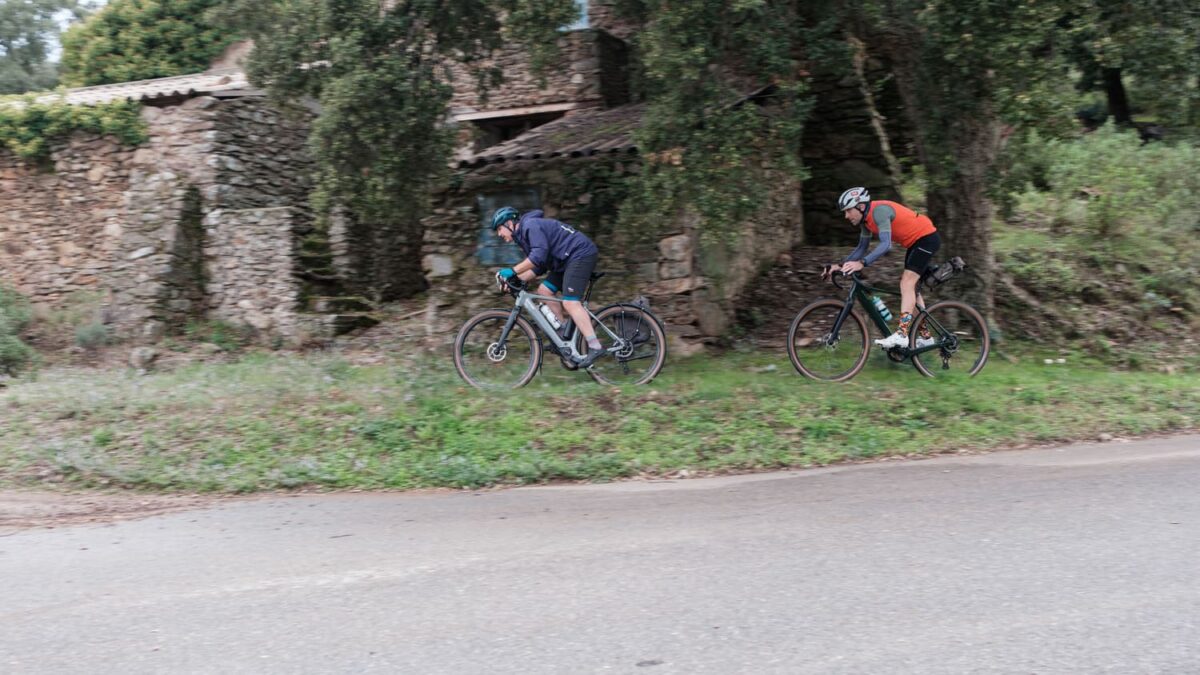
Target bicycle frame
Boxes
[831,274,950,357]
[495,290,628,362]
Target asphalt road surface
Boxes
[3,435,1199,674]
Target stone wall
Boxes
[421,156,645,340]
[800,64,906,245]
[587,1,639,41]
[448,29,629,113]
[641,169,803,351]
[203,206,323,340]
[421,156,802,353]
[0,96,320,342]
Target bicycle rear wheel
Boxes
[581,304,667,386]
[453,310,542,389]
[786,299,870,382]
[909,300,989,378]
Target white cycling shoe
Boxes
[874,331,909,349]
[915,335,937,349]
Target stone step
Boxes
[306,295,374,313]
[299,251,334,267]
[299,235,332,254]
[297,268,341,283]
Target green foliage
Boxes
[856,0,1076,179]
[0,0,92,94]
[1063,0,1200,126]
[59,0,235,87]
[996,127,1200,355]
[0,285,36,376]
[74,322,111,350]
[615,0,819,243]
[221,0,576,241]
[0,96,146,160]
[184,319,251,352]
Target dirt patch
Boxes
[0,490,230,531]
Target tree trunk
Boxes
[922,116,999,323]
[1103,67,1132,125]
[868,37,999,325]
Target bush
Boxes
[0,285,36,376]
[185,319,252,352]
[74,322,112,350]
[1002,126,1200,309]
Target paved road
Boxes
[3,436,1199,674]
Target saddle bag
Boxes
[924,256,966,289]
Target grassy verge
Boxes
[1,347,1196,493]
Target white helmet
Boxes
[838,187,870,211]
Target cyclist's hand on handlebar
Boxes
[822,263,840,281]
[841,260,864,276]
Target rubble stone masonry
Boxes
[0,96,316,342]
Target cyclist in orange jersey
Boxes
[825,187,940,349]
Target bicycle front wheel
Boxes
[453,310,542,389]
[581,304,667,386]
[786,299,870,382]
[910,300,989,378]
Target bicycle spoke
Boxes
[584,306,666,386]
[911,301,989,379]
[787,300,869,381]
[454,312,540,389]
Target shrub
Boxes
[185,319,252,351]
[74,322,112,350]
[0,285,36,376]
[1003,126,1200,309]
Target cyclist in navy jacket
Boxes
[491,207,605,368]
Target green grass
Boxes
[0,347,1196,493]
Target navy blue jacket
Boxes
[514,210,598,274]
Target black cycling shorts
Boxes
[904,232,941,274]
[544,253,598,300]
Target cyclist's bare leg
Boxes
[563,300,597,345]
[536,284,565,322]
[898,270,923,336]
[899,270,921,315]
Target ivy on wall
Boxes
[0,96,146,161]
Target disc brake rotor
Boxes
[486,342,507,362]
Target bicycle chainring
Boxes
[615,339,635,359]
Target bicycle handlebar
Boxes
[495,272,528,297]
[822,266,863,290]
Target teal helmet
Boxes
[491,206,520,231]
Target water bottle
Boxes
[872,295,892,322]
[538,304,562,330]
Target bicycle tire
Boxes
[786,299,870,382]
[909,300,989,378]
[453,310,542,389]
[581,304,667,386]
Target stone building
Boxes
[0,1,905,348]
[0,65,375,343]
[424,93,803,354]
[419,2,903,351]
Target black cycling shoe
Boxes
[576,347,607,369]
